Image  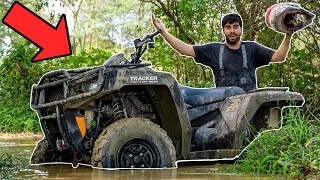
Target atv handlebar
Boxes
[150,29,162,38]
[136,29,161,47]
[131,30,161,64]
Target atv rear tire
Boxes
[91,118,176,168]
[30,139,51,164]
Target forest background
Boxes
[0,0,319,177]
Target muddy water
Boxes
[0,137,271,180]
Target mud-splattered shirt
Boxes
[193,41,274,91]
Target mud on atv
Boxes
[30,30,303,168]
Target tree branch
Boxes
[154,0,194,44]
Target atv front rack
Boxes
[31,67,105,109]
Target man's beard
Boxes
[225,34,241,45]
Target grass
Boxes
[0,98,40,133]
[232,104,320,178]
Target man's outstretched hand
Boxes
[152,14,165,33]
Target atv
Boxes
[30,30,304,168]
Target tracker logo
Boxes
[129,76,158,83]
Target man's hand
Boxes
[152,14,165,33]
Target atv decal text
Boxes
[129,76,158,83]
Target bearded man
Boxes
[152,13,292,92]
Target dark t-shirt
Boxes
[193,41,274,90]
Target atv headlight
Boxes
[81,80,99,92]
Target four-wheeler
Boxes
[30,30,303,168]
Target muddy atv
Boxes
[30,31,304,168]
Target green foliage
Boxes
[232,106,320,178]
[0,153,25,179]
[42,48,113,70]
[0,153,14,179]
[0,1,44,133]
[0,100,39,133]
[0,39,39,98]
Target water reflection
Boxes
[44,165,179,180]
[28,164,264,180]
[0,137,271,180]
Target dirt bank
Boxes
[0,133,43,139]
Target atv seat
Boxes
[179,86,245,107]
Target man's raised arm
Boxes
[271,34,292,63]
[152,14,195,57]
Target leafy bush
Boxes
[233,105,320,178]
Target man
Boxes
[152,13,292,92]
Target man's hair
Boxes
[221,13,243,28]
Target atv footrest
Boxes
[188,149,241,160]
[40,114,57,120]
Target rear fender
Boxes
[219,88,304,149]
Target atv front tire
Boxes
[91,118,176,168]
[30,139,52,164]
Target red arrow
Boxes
[2,1,72,62]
